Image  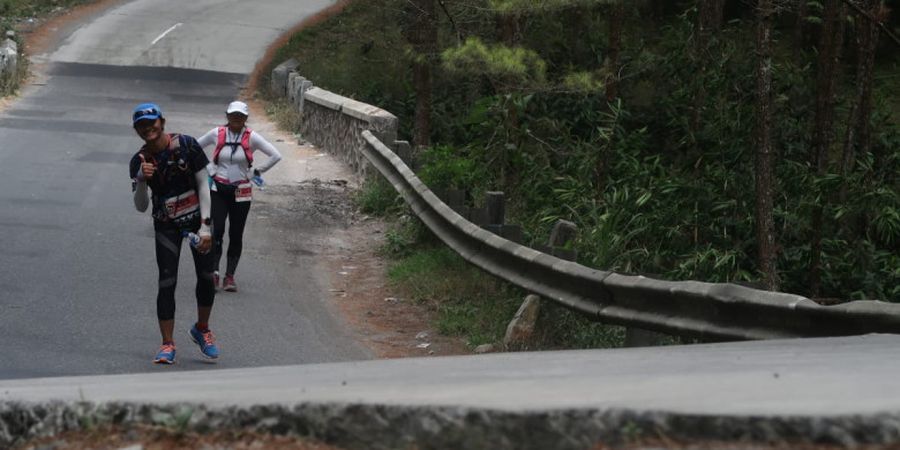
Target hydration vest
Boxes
[213,126,253,167]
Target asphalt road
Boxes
[2,4,900,447]
[0,0,369,380]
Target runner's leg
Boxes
[154,226,182,343]
[190,241,216,320]
[225,200,251,276]
[211,188,230,274]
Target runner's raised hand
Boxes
[139,153,156,180]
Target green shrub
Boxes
[354,177,401,216]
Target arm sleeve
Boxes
[129,154,149,212]
[186,136,213,236]
[250,132,282,173]
[196,128,218,149]
[195,170,212,236]
[133,181,150,212]
[197,128,219,176]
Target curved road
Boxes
[0,0,369,380]
[2,4,899,447]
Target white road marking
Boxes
[151,23,182,45]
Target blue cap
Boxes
[132,103,163,124]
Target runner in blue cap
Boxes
[129,102,221,364]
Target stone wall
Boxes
[0,31,18,76]
[270,59,400,177]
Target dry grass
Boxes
[15,424,347,450]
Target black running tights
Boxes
[211,184,252,276]
[154,225,216,321]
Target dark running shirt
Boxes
[129,133,208,227]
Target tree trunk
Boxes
[498,12,520,46]
[706,0,725,31]
[754,0,779,291]
[596,4,625,198]
[865,2,891,180]
[689,0,724,147]
[840,0,881,198]
[851,1,884,172]
[408,0,437,148]
[808,0,845,297]
[605,3,625,102]
[795,0,809,50]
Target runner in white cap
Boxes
[197,101,282,292]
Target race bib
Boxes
[164,190,200,219]
[235,182,252,203]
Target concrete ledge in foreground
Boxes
[3,335,900,449]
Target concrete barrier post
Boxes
[624,328,667,348]
[0,36,17,75]
[548,220,578,261]
[503,221,581,351]
[270,58,298,96]
[394,140,412,166]
[444,189,467,216]
[287,72,300,104]
[485,192,505,225]
[298,79,313,114]
[503,294,543,351]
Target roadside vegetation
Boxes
[0,0,98,96]
[0,0,91,17]
[263,0,900,349]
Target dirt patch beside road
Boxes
[243,102,471,360]
[323,212,471,359]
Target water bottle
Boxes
[182,231,201,248]
[251,170,265,190]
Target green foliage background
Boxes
[266,0,899,329]
[0,0,94,28]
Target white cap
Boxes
[226,101,249,116]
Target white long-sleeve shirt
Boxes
[197,127,282,184]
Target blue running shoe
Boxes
[154,343,176,364]
[189,325,219,359]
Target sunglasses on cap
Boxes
[132,106,162,124]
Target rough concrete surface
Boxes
[4,401,900,450]
[4,335,900,449]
